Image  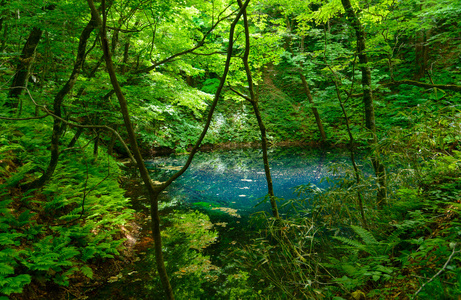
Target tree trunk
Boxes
[239,0,279,219]
[93,131,99,158]
[414,2,430,81]
[299,73,327,142]
[0,20,7,52]
[7,27,43,105]
[107,124,118,156]
[121,42,130,74]
[68,126,85,148]
[415,30,428,80]
[88,1,250,298]
[341,0,387,208]
[26,16,97,190]
[86,1,174,298]
[249,93,280,219]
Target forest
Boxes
[0,0,460,299]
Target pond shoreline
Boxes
[144,140,357,157]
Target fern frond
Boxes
[351,225,378,245]
[80,265,94,279]
[0,263,14,275]
[333,236,364,249]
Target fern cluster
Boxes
[0,118,134,297]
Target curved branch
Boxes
[413,244,459,298]
[228,85,250,101]
[20,88,137,165]
[0,114,49,121]
[345,79,461,99]
[159,0,251,191]
[133,4,236,74]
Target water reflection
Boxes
[146,147,363,216]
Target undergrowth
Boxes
[0,117,134,298]
[234,113,461,299]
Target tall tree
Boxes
[7,27,43,105]
[299,73,327,142]
[87,0,251,298]
[26,12,97,190]
[236,0,280,219]
[341,0,387,207]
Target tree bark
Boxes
[107,124,118,156]
[26,15,97,190]
[68,126,85,148]
[7,27,43,105]
[341,0,387,208]
[299,73,327,142]
[415,30,429,81]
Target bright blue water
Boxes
[146,147,364,217]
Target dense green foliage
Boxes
[0,117,133,297]
[0,0,460,298]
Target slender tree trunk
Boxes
[107,124,118,156]
[414,3,431,81]
[415,29,430,81]
[249,92,279,218]
[341,0,387,207]
[87,1,174,297]
[120,21,138,75]
[0,21,7,52]
[325,52,367,227]
[121,42,130,74]
[0,10,4,51]
[26,15,97,190]
[88,1,250,298]
[238,0,279,219]
[7,27,43,105]
[93,131,99,158]
[299,73,327,142]
[68,126,85,148]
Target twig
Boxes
[413,243,460,298]
[227,85,251,101]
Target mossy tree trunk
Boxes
[7,27,43,106]
[26,15,97,190]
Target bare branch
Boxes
[227,85,251,101]
[413,243,460,298]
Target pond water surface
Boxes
[146,147,365,218]
[90,147,367,299]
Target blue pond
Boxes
[146,147,363,217]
